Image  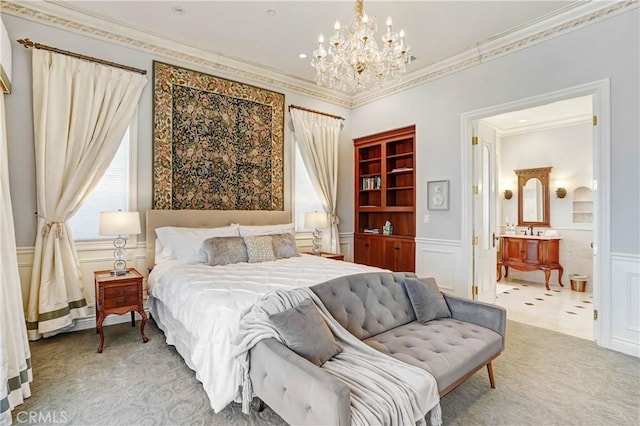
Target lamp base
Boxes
[312,229,321,256]
[111,236,128,276]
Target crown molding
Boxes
[1,0,353,107]
[2,0,637,109]
[351,0,639,107]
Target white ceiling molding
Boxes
[2,0,637,109]
[352,0,639,107]
[1,0,353,107]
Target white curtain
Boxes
[290,109,342,253]
[26,50,147,340]
[1,94,32,424]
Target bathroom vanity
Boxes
[497,235,564,290]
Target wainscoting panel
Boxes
[339,232,354,263]
[610,253,640,357]
[415,238,464,295]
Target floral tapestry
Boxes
[153,61,284,210]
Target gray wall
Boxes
[348,9,639,254]
[2,14,351,247]
[4,10,639,256]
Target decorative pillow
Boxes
[155,224,240,264]
[271,233,300,259]
[404,277,452,323]
[238,223,295,237]
[244,235,276,263]
[201,236,248,266]
[269,299,343,366]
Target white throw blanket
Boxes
[233,287,442,426]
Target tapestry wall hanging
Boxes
[153,61,284,210]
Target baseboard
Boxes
[609,337,640,358]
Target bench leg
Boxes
[487,361,496,389]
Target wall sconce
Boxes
[556,187,567,199]
[503,189,513,200]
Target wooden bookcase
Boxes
[354,125,416,272]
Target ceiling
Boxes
[52,0,583,86]
[483,95,593,133]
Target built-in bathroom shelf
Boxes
[572,186,593,223]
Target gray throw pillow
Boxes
[271,233,300,259]
[404,277,452,323]
[269,299,343,366]
[201,236,248,266]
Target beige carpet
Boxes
[13,318,639,425]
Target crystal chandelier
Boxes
[311,0,412,93]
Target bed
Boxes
[145,210,382,413]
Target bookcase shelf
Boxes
[354,125,416,272]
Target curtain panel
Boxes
[0,94,32,424]
[26,50,147,340]
[290,109,342,253]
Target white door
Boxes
[473,121,498,303]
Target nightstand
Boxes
[304,251,345,261]
[94,268,148,353]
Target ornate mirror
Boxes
[515,167,551,227]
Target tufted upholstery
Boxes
[364,318,502,393]
[311,272,417,340]
[249,273,506,425]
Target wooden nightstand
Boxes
[304,251,345,261]
[94,268,148,353]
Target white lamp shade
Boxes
[305,211,328,229]
[99,211,141,236]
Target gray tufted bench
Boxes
[249,272,506,425]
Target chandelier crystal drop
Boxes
[311,0,412,93]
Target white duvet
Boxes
[148,254,383,412]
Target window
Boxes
[68,127,132,241]
[294,144,324,231]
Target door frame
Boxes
[460,79,610,346]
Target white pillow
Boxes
[154,238,172,264]
[155,224,240,264]
[238,223,295,237]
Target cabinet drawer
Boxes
[103,296,137,310]
[103,284,138,299]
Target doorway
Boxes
[461,80,611,347]
[481,95,594,340]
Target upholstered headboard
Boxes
[145,209,291,271]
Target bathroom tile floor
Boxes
[496,278,594,340]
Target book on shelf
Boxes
[363,228,380,234]
[361,176,381,190]
[390,167,413,173]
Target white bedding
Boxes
[148,254,383,412]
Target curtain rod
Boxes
[17,38,147,75]
[288,104,345,121]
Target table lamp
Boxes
[304,211,328,256]
[99,211,141,276]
